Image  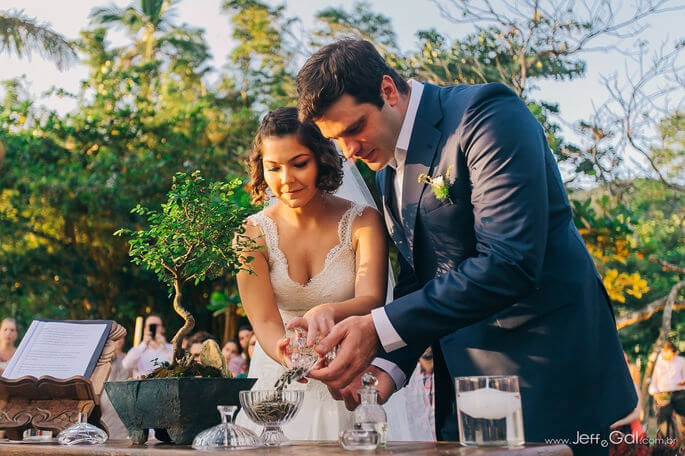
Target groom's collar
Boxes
[388,79,424,170]
[396,79,424,151]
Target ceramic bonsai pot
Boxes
[104,377,256,444]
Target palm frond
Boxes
[142,0,165,19]
[89,5,126,24]
[90,4,144,34]
[0,10,77,70]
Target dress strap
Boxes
[247,212,285,264]
[338,202,367,248]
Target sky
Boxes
[0,0,683,148]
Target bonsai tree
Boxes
[115,171,257,371]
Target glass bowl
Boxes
[57,413,107,445]
[239,390,304,446]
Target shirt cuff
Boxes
[371,307,406,352]
[371,357,407,390]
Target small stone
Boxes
[200,339,230,378]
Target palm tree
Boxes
[89,0,176,61]
[0,9,77,70]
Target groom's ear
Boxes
[380,75,400,107]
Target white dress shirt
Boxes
[387,79,424,213]
[369,80,424,389]
[122,341,173,377]
[649,354,685,394]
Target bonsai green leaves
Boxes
[115,171,258,370]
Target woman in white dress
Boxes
[234,107,416,440]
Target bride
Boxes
[234,107,417,440]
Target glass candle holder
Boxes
[455,375,525,447]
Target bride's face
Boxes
[262,134,320,208]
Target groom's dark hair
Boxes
[297,38,409,122]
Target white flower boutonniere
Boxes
[418,165,455,204]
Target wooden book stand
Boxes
[0,322,126,440]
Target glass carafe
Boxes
[352,372,387,446]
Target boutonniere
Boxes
[418,165,455,204]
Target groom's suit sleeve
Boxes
[376,84,551,382]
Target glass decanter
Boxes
[284,328,337,383]
[352,372,388,446]
[57,412,108,445]
[192,405,262,450]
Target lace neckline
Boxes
[256,202,362,289]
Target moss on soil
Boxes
[145,362,224,379]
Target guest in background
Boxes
[237,325,253,361]
[0,318,18,439]
[609,352,645,442]
[122,314,172,377]
[0,318,18,376]
[649,341,685,439]
[101,337,130,439]
[403,347,436,440]
[222,339,247,376]
[188,331,218,363]
[247,333,257,361]
[419,348,435,409]
[109,336,130,380]
[181,335,192,351]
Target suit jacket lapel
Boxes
[379,167,412,263]
[400,84,444,264]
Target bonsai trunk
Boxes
[170,278,195,367]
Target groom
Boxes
[298,39,637,452]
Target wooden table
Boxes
[0,439,572,455]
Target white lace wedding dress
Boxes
[235,201,416,441]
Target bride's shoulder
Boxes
[353,205,383,226]
[329,196,377,214]
[241,209,274,248]
[337,200,383,235]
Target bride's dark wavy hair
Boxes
[248,107,343,204]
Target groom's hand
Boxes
[307,314,379,389]
[328,366,396,411]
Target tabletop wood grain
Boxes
[0,439,573,455]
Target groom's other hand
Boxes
[308,314,380,388]
[329,366,396,410]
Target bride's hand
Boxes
[276,335,309,384]
[276,336,293,368]
[287,304,335,347]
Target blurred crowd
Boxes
[104,315,257,381]
[101,315,258,439]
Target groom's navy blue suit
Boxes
[374,82,637,445]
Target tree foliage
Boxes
[114,171,257,363]
[0,0,681,362]
[0,4,259,338]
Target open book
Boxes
[1,319,112,380]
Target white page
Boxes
[2,321,109,379]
